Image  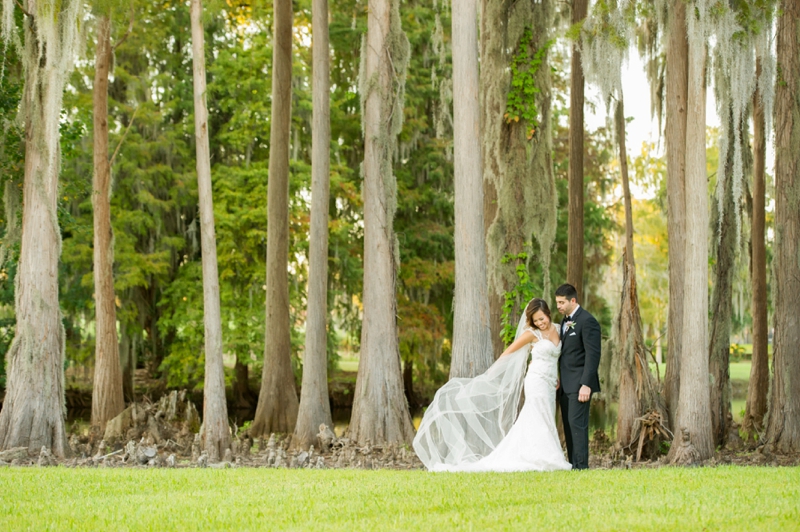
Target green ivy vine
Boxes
[505,31,555,140]
[500,252,536,345]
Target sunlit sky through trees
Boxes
[587,42,776,200]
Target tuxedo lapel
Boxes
[561,307,583,341]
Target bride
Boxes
[413,298,571,472]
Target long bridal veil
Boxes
[413,313,531,470]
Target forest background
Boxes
[0,0,775,440]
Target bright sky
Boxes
[584,47,774,200]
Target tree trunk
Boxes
[293,0,333,450]
[190,0,230,461]
[481,0,557,348]
[566,0,588,298]
[669,10,713,462]
[252,0,299,437]
[765,0,800,453]
[481,13,503,361]
[347,0,415,446]
[708,105,736,448]
[484,179,504,359]
[450,0,493,378]
[119,325,136,402]
[0,0,80,457]
[655,323,663,365]
[664,0,689,433]
[614,99,664,456]
[90,14,125,430]
[233,358,254,409]
[403,358,415,408]
[743,57,769,438]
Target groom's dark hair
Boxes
[555,283,579,302]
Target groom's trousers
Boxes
[559,391,591,470]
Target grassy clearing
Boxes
[2,467,798,531]
[337,356,359,373]
[652,361,752,382]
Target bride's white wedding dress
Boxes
[413,322,571,473]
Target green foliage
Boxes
[0,0,623,397]
[505,30,555,140]
[0,35,23,389]
[500,252,536,345]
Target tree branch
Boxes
[109,105,139,167]
[14,0,33,18]
[112,5,136,51]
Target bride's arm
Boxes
[499,330,536,357]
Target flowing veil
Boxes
[413,313,533,470]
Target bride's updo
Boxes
[525,298,552,328]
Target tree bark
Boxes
[664,0,689,433]
[90,14,125,430]
[0,0,78,457]
[566,0,588,299]
[450,0,493,378]
[293,0,333,450]
[403,358,415,408]
[743,57,769,438]
[614,99,664,456]
[668,12,713,462]
[481,0,557,352]
[119,325,136,402]
[708,105,736,447]
[190,0,230,461]
[233,358,254,409]
[252,0,299,437]
[765,0,800,452]
[347,0,415,445]
[484,182,503,359]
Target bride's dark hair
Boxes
[525,298,552,328]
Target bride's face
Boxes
[532,310,550,330]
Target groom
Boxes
[555,283,601,470]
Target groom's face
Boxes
[555,296,577,317]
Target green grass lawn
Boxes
[652,361,753,382]
[337,355,359,373]
[2,467,798,531]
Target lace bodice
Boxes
[525,326,560,386]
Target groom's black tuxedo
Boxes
[558,306,602,394]
[558,306,602,470]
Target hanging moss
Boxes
[1,0,83,251]
[581,0,634,110]
[711,3,775,245]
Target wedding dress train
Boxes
[413,321,571,473]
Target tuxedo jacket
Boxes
[558,306,602,394]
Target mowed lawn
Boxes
[2,467,799,531]
[653,361,753,382]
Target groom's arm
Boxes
[580,315,602,391]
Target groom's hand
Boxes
[578,385,591,403]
